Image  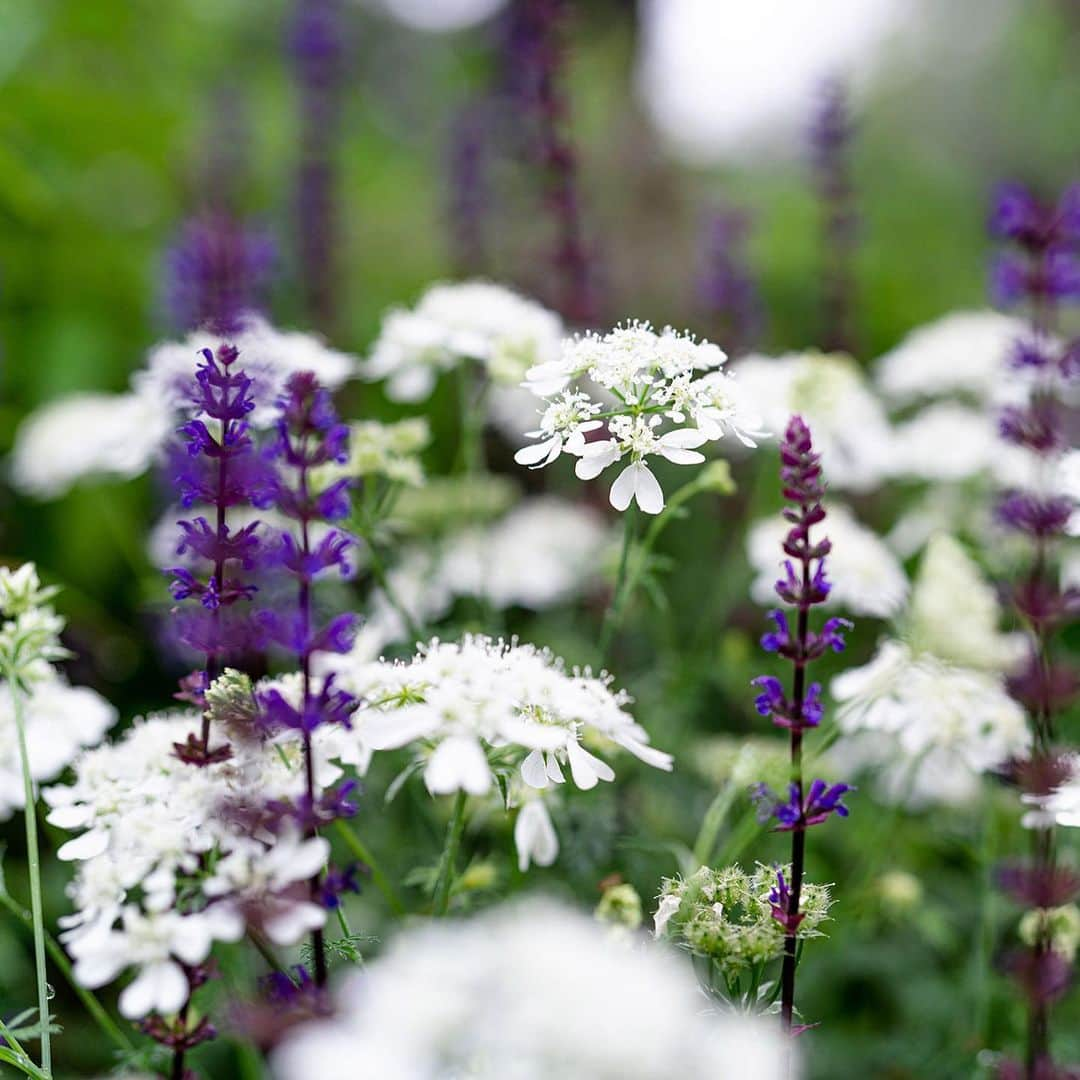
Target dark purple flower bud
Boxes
[1010,337,1055,370]
[754,779,853,831]
[768,869,805,933]
[999,401,1065,455]
[996,862,1080,908]
[176,518,263,569]
[257,674,357,736]
[1002,947,1072,1006]
[990,184,1048,247]
[318,862,364,909]
[995,491,1074,538]
[175,670,211,707]
[173,732,233,768]
[752,676,824,731]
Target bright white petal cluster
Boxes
[272,899,789,1080]
[875,310,1030,405]
[746,504,908,618]
[11,314,357,498]
[46,708,339,1016]
[735,351,892,491]
[830,534,1029,807]
[364,281,564,402]
[517,321,764,514]
[0,678,116,821]
[327,635,671,868]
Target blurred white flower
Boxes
[11,314,357,498]
[875,310,1029,405]
[365,281,563,402]
[0,678,116,821]
[747,503,907,618]
[830,534,1029,807]
[513,794,559,872]
[518,322,763,514]
[735,351,891,491]
[887,402,999,482]
[272,899,790,1079]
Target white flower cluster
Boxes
[347,498,612,662]
[46,707,338,1019]
[746,503,908,618]
[316,417,430,489]
[272,899,790,1080]
[735,351,892,491]
[830,534,1029,807]
[326,635,672,870]
[11,314,358,498]
[364,281,564,402]
[516,321,764,514]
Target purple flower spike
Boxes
[769,869,806,934]
[755,780,853,832]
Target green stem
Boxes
[690,782,737,869]
[598,505,639,665]
[333,820,405,915]
[0,889,132,1054]
[246,929,286,975]
[364,541,424,644]
[455,367,488,478]
[10,680,51,1076]
[432,791,468,917]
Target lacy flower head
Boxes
[654,864,833,982]
[735,351,892,492]
[0,563,71,687]
[272,899,790,1079]
[323,635,672,869]
[45,704,343,1018]
[515,321,766,514]
[830,535,1030,808]
[364,280,564,402]
[11,316,357,500]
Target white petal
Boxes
[608,463,638,511]
[57,829,109,862]
[169,916,214,966]
[361,707,441,750]
[632,463,665,515]
[514,436,559,467]
[566,740,615,790]
[119,961,188,1019]
[521,749,550,790]
[387,366,436,403]
[616,734,674,771]
[545,752,565,785]
[653,894,682,938]
[514,801,559,872]
[658,429,708,450]
[575,441,619,480]
[265,901,327,946]
[657,446,706,465]
[424,735,492,796]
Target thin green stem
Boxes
[364,541,424,644]
[455,366,488,478]
[10,679,51,1076]
[432,791,468,917]
[691,782,737,869]
[598,505,639,665]
[0,889,132,1053]
[333,820,405,915]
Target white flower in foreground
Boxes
[830,534,1028,807]
[0,678,116,821]
[325,635,671,868]
[517,322,764,514]
[47,707,341,1008]
[364,281,564,402]
[747,504,907,618]
[11,314,357,498]
[1029,761,1080,829]
[272,899,790,1079]
[735,351,892,491]
[875,310,1030,405]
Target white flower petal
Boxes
[119,960,188,1019]
[425,735,492,796]
[514,800,559,872]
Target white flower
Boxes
[271,899,791,1079]
[875,310,1031,405]
[518,322,759,515]
[735,351,892,491]
[1028,761,1080,829]
[513,796,559,872]
[746,504,908,618]
[12,315,357,498]
[887,403,1001,482]
[325,636,672,867]
[365,281,563,402]
[10,393,172,499]
[0,677,116,821]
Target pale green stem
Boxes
[0,888,132,1054]
[598,504,639,665]
[0,1014,49,1080]
[691,781,738,869]
[455,366,489,478]
[432,791,468,917]
[10,679,51,1076]
[333,820,405,916]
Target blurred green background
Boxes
[1,0,1079,1075]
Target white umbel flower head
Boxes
[325,635,672,869]
[517,321,764,514]
[271,899,791,1079]
[747,504,908,618]
[735,351,892,491]
[364,281,564,402]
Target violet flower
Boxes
[750,414,854,1034]
[809,76,858,354]
[696,204,764,355]
[288,0,346,334]
[256,371,359,986]
[447,99,492,277]
[988,178,1080,1073]
[167,344,275,765]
